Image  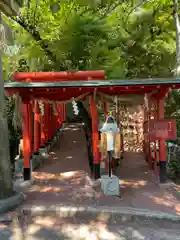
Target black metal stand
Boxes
[108,151,112,177]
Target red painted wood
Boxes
[158,98,167,162]
[28,102,33,156]
[62,104,64,122]
[57,104,62,128]
[121,107,125,154]
[6,85,174,102]
[40,114,45,147]
[64,104,66,122]
[153,103,158,176]
[49,105,52,141]
[90,95,100,164]
[148,100,152,169]
[34,100,40,152]
[44,103,49,143]
[148,119,176,140]
[22,101,31,168]
[13,70,105,82]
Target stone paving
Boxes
[15,123,179,216]
[1,123,180,239]
[0,212,180,240]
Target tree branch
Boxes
[12,16,58,65]
[174,0,180,75]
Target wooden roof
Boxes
[5,78,180,102]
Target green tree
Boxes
[2,0,177,79]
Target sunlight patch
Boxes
[121,180,147,187]
[28,224,41,234]
[66,156,73,159]
[60,171,78,178]
[34,216,56,227]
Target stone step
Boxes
[19,204,180,229]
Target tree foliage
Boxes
[1,0,177,79]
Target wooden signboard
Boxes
[144,119,176,141]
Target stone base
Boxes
[94,164,100,180]
[100,167,106,176]
[23,168,31,181]
[101,174,120,196]
[14,179,34,192]
[100,161,106,176]
[159,161,167,183]
[14,157,33,177]
[45,142,51,152]
[39,148,49,159]
[32,152,41,170]
[14,157,24,173]
[159,180,173,188]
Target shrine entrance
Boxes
[5,71,180,188]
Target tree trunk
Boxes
[0,21,13,199]
[174,0,180,76]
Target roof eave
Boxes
[4,79,180,89]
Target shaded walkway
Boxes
[21,124,180,216]
[25,124,92,206]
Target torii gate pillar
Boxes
[158,97,167,183]
[22,98,32,180]
[90,94,100,179]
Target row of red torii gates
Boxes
[4,70,180,183]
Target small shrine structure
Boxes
[4,70,180,183]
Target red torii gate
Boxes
[4,71,180,183]
[6,70,104,181]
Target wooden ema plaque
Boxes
[145,119,177,140]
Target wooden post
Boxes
[127,109,130,151]
[33,100,40,153]
[143,107,147,161]
[44,103,48,144]
[148,99,152,169]
[115,96,120,126]
[62,103,66,122]
[51,108,56,138]
[57,104,62,128]
[61,104,64,122]
[28,101,33,157]
[121,105,125,155]
[48,104,51,142]
[50,105,53,140]
[153,101,158,176]
[40,113,45,148]
[64,104,66,122]
[22,99,31,181]
[90,94,100,179]
[48,104,51,141]
[158,97,167,183]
